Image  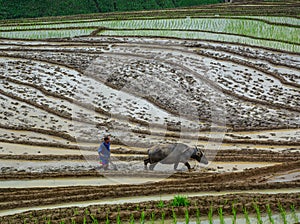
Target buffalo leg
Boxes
[149,163,157,170]
[173,162,179,170]
[184,162,191,170]
[144,158,150,170]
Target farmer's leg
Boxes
[103,164,109,170]
[99,158,109,170]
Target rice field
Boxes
[0,29,93,39]
[98,18,299,43]
[241,16,300,26]
[3,194,299,224]
[99,29,300,52]
[0,1,299,223]
[0,16,299,52]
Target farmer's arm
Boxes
[98,144,109,158]
[98,144,104,156]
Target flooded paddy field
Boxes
[0,1,299,222]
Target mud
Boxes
[0,176,166,188]
[0,192,299,223]
[0,32,299,223]
[1,37,299,135]
[0,161,299,212]
[0,148,298,176]
[1,148,299,162]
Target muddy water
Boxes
[1,188,299,217]
[0,177,163,188]
[206,161,280,172]
[0,157,277,174]
[0,142,141,156]
[218,142,297,152]
[167,212,300,224]
[228,128,300,142]
[268,169,300,183]
[0,144,83,155]
[0,127,72,145]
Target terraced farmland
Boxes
[0,0,299,223]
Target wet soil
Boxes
[0,35,299,222]
[0,161,299,212]
[0,192,299,223]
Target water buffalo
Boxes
[144,143,208,171]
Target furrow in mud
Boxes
[1,192,298,223]
[0,150,299,162]
[0,161,299,210]
[0,181,299,211]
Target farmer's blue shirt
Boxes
[98,142,111,159]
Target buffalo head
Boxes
[191,147,208,165]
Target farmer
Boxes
[98,136,111,170]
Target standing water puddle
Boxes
[0,177,164,188]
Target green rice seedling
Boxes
[130,214,135,224]
[151,212,155,224]
[196,207,201,224]
[90,214,99,224]
[71,219,76,224]
[291,204,299,223]
[22,216,27,224]
[171,195,190,207]
[266,204,274,224]
[161,211,165,224]
[248,16,300,26]
[116,209,121,224]
[95,18,300,44]
[232,203,237,224]
[172,207,177,224]
[106,212,110,224]
[158,198,165,208]
[218,207,225,224]
[185,208,190,224]
[60,221,65,224]
[83,216,87,224]
[278,202,287,224]
[140,211,145,224]
[85,208,89,215]
[73,208,79,216]
[208,205,213,224]
[136,205,140,211]
[0,29,93,39]
[242,207,250,224]
[253,203,262,224]
[3,17,299,52]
